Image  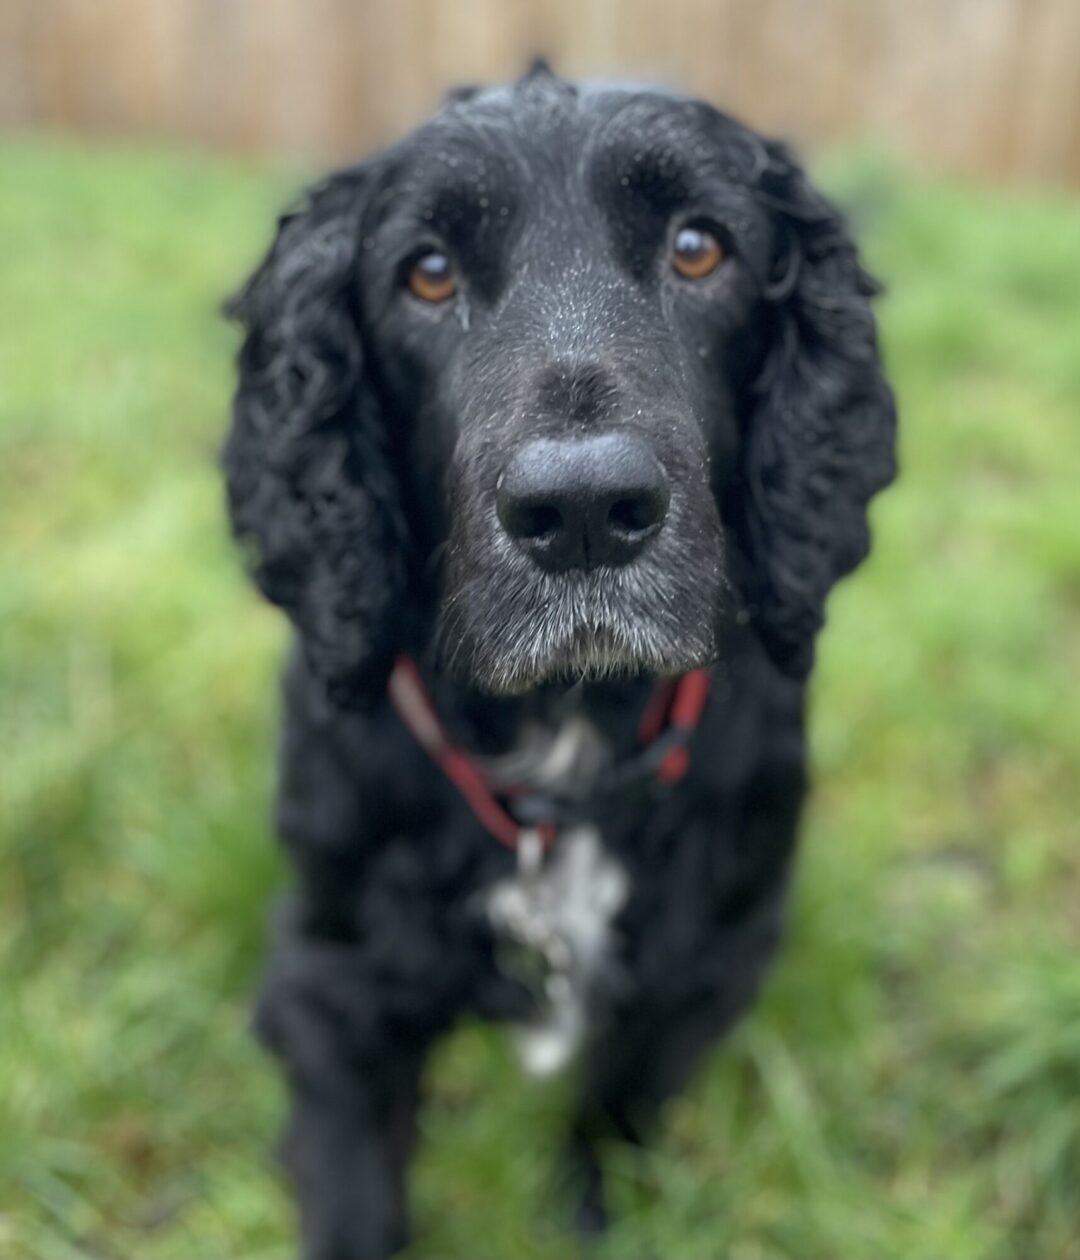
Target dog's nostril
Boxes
[608,495,662,535]
[516,503,562,541]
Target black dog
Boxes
[224,63,896,1260]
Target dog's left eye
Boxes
[671,226,726,280]
[407,250,458,303]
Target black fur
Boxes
[225,65,895,1260]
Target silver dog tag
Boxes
[487,825,628,1076]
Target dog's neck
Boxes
[413,661,660,763]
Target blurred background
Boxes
[4,0,1080,181]
[2,2,1079,1258]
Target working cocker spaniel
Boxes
[224,62,896,1260]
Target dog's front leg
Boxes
[280,1058,423,1260]
[255,915,431,1260]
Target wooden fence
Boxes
[3,0,1080,184]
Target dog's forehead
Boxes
[389,76,757,202]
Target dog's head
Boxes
[225,64,896,702]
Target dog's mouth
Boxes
[529,619,708,687]
[436,566,721,696]
[453,622,711,695]
[485,623,640,692]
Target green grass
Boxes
[2,134,1079,1259]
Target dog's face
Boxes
[361,78,777,690]
[226,66,896,702]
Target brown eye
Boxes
[672,226,725,279]
[408,251,457,302]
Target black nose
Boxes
[496,433,670,571]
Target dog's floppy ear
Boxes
[224,169,406,707]
[731,141,897,678]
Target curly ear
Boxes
[730,141,897,678]
[223,169,406,707]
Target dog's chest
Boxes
[480,716,630,1075]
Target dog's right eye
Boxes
[407,251,457,303]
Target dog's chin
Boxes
[443,615,717,697]
[437,530,728,696]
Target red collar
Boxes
[388,656,711,852]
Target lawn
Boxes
[2,134,1079,1260]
